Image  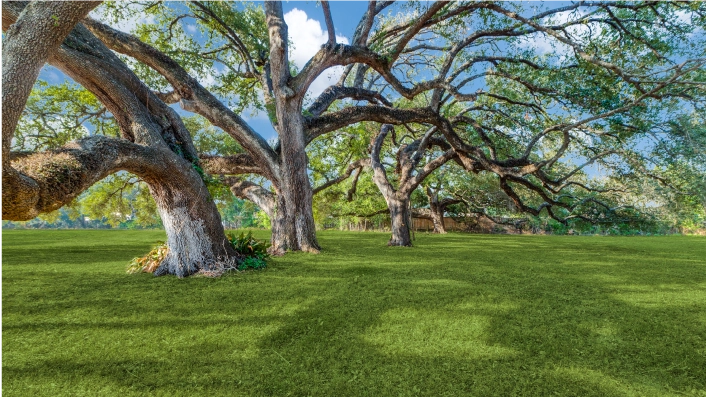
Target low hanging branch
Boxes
[4,1,242,277]
[5,136,167,220]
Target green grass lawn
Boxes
[2,230,705,396]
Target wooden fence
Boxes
[325,215,523,233]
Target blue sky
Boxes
[38,1,607,143]
[38,1,376,141]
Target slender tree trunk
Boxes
[429,201,447,234]
[387,195,413,246]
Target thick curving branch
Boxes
[4,136,168,220]
[223,177,276,220]
[2,1,100,148]
[82,18,280,181]
[2,1,101,219]
[369,124,396,198]
[201,154,262,176]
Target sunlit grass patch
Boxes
[612,283,706,308]
[364,308,518,359]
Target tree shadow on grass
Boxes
[239,263,704,396]
[3,232,705,396]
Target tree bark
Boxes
[265,1,320,253]
[275,102,321,253]
[424,187,460,234]
[429,200,448,234]
[369,124,457,246]
[60,23,239,276]
[224,177,289,255]
[2,3,239,277]
[2,1,100,221]
[150,175,238,278]
[387,195,413,246]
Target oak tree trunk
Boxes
[429,201,448,234]
[150,166,239,278]
[387,196,413,246]
[271,102,321,254]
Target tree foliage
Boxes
[4,1,705,256]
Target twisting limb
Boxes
[6,136,166,220]
[223,177,276,221]
[82,18,280,181]
[2,1,101,218]
[313,158,370,194]
[4,2,242,277]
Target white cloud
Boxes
[284,8,349,98]
[308,66,347,99]
[284,8,349,69]
[674,9,692,25]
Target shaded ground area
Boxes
[2,230,705,396]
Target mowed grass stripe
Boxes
[2,230,705,396]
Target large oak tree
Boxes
[3,1,704,275]
[3,1,241,277]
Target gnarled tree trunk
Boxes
[386,195,413,246]
[3,2,239,277]
[370,124,457,246]
[276,134,320,253]
[220,156,320,255]
[428,199,448,234]
[266,2,320,254]
[149,173,237,277]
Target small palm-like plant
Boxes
[126,242,168,274]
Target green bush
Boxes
[227,231,271,270]
[237,256,268,270]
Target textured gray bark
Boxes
[387,197,413,246]
[150,175,238,277]
[2,1,100,220]
[2,2,238,277]
[429,200,447,234]
[221,179,308,256]
[224,178,276,221]
[273,103,321,253]
[2,1,99,144]
[86,5,321,253]
[424,187,463,234]
[265,1,320,253]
